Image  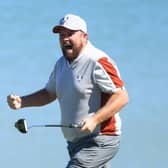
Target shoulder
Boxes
[86,42,115,65]
[54,56,66,68]
[56,56,65,64]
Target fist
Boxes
[80,115,97,133]
[7,94,22,109]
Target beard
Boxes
[62,44,83,63]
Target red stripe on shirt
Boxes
[100,93,117,135]
[98,57,124,88]
[98,57,123,135]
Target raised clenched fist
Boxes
[7,94,22,109]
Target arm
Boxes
[81,89,129,133]
[7,88,57,109]
[81,56,129,132]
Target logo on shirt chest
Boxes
[76,75,83,81]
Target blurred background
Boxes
[0,0,168,167]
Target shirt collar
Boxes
[67,41,92,67]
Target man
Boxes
[7,14,129,168]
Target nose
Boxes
[62,35,69,41]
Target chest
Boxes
[55,60,95,98]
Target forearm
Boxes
[93,89,129,125]
[21,88,57,108]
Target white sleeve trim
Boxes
[93,61,117,93]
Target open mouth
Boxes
[63,43,73,50]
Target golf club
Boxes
[15,118,81,134]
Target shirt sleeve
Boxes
[45,68,56,94]
[93,57,125,93]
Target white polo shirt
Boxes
[45,41,125,142]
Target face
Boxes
[58,28,88,62]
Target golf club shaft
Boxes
[30,124,81,128]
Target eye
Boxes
[59,30,78,38]
[59,32,67,38]
[69,31,76,36]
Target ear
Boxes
[83,33,88,40]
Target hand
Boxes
[80,115,98,133]
[7,94,22,109]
